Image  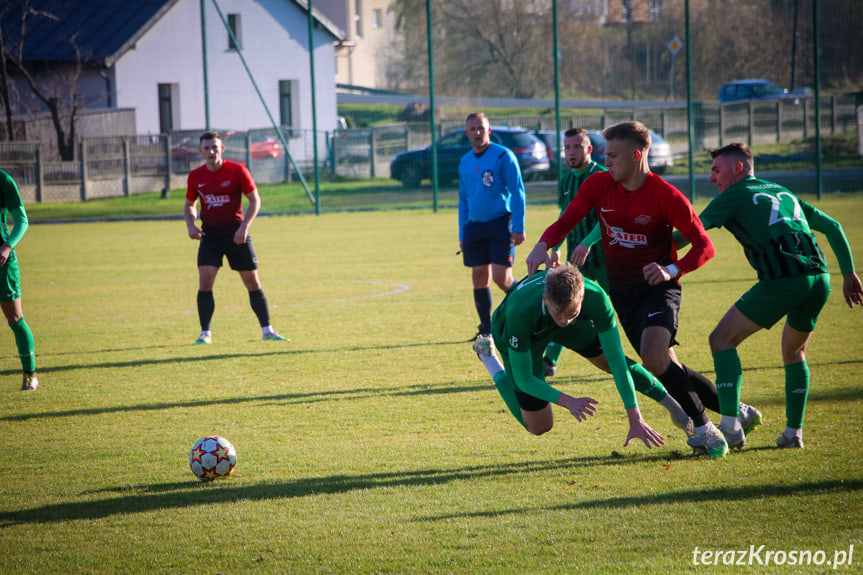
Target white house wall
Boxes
[113,0,339,137]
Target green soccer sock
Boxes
[492,371,525,428]
[544,341,563,365]
[626,357,667,402]
[784,360,810,429]
[10,317,35,372]
[713,348,742,417]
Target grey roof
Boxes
[1,0,343,67]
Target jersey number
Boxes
[752,191,803,227]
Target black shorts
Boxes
[609,281,681,355]
[462,213,515,268]
[198,233,259,271]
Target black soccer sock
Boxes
[249,289,271,328]
[683,364,721,413]
[474,287,493,335]
[197,290,215,331]
[657,361,709,427]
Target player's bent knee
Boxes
[526,422,553,436]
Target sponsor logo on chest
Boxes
[600,212,649,248]
[607,226,648,247]
[203,193,231,209]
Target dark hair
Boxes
[199,131,222,144]
[711,142,753,162]
[602,121,651,150]
[564,127,588,140]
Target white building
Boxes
[2,0,345,137]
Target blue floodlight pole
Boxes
[426,0,438,211]
[307,0,321,214]
[200,0,210,130]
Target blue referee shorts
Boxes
[462,213,515,268]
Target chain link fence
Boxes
[1,92,860,209]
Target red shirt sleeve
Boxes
[186,168,200,202]
[237,163,256,195]
[668,189,715,276]
[539,176,598,247]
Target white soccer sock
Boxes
[660,394,690,428]
[695,421,715,435]
[721,415,742,432]
[480,354,504,380]
[262,325,274,336]
[783,426,803,439]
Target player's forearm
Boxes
[510,349,562,404]
[807,209,856,274]
[5,205,28,249]
[540,202,587,248]
[675,224,715,276]
[598,327,638,410]
[243,192,262,229]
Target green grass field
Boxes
[2,195,862,573]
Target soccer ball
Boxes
[189,436,237,481]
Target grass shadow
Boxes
[0,451,793,527]
[0,380,491,422]
[423,477,863,522]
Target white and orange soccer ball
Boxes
[189,436,237,481]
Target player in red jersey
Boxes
[184,131,288,345]
[526,121,757,458]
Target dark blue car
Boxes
[390,126,549,188]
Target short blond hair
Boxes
[603,121,651,151]
[544,263,585,310]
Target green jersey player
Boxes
[473,263,693,449]
[697,143,862,451]
[544,128,608,376]
[0,169,37,391]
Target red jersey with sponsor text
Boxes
[186,160,256,235]
[539,171,713,290]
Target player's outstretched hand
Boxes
[526,242,551,275]
[624,408,665,449]
[570,243,591,267]
[843,272,863,308]
[558,394,598,422]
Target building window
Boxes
[648,0,662,21]
[372,8,382,29]
[158,83,179,134]
[227,13,242,50]
[354,0,363,38]
[279,80,298,137]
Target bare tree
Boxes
[1,1,84,160]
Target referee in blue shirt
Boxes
[458,112,526,343]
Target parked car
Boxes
[390,126,549,188]
[224,131,283,159]
[534,128,673,176]
[717,79,813,103]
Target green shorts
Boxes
[0,256,21,303]
[735,273,830,332]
